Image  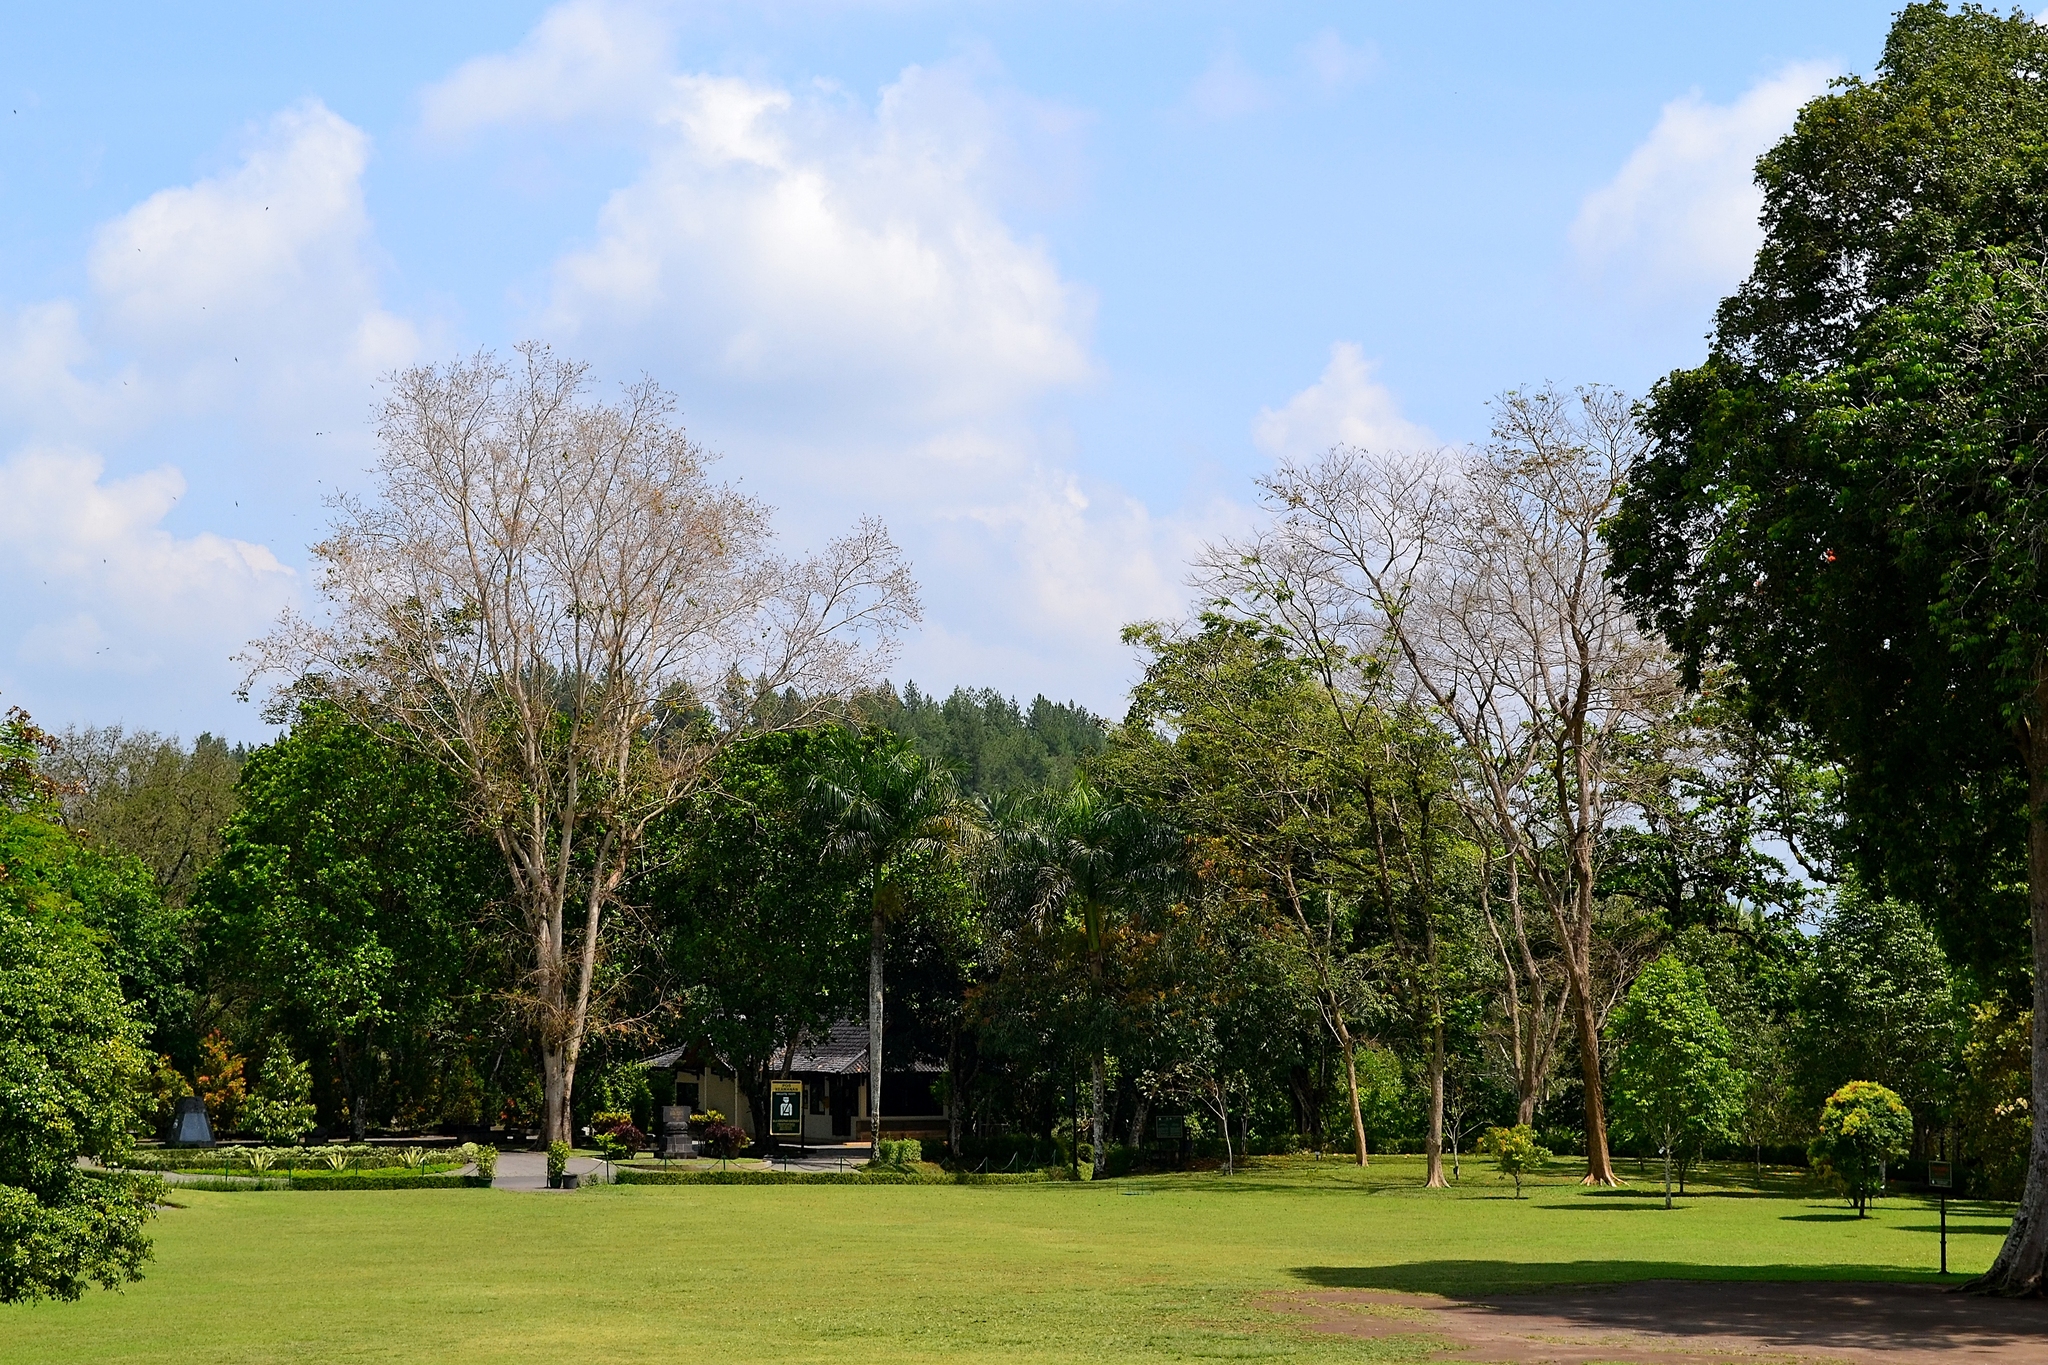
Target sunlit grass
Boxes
[1,1156,2006,1364]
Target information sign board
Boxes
[769,1081,804,1138]
[1928,1160,1953,1190]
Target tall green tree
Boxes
[807,729,975,1160]
[197,703,496,1138]
[987,781,1181,1177]
[862,684,1106,796]
[649,730,867,1141]
[1609,955,1745,1208]
[0,705,159,1303]
[1798,889,1957,1123]
[1102,620,1384,1167]
[1607,4,2048,1291]
[46,726,241,909]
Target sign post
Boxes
[769,1081,804,1153]
[1928,1160,1953,1275]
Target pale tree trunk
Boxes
[1213,1080,1235,1175]
[1424,1013,1448,1187]
[1335,1018,1369,1166]
[1568,973,1617,1185]
[1562,754,1619,1186]
[946,1029,960,1159]
[868,899,885,1163]
[1090,1056,1108,1178]
[1977,666,2048,1294]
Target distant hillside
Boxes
[859,683,1106,796]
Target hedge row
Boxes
[277,1171,487,1191]
[615,1166,1058,1187]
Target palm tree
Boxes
[808,729,975,1162]
[990,781,1181,1177]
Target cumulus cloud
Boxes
[1571,61,1837,298]
[1255,342,1435,460]
[418,0,674,140]
[531,63,1093,426]
[84,98,419,422]
[0,448,295,683]
[0,98,410,730]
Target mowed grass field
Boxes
[2,1157,2012,1364]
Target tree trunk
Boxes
[1663,1138,1672,1210]
[1570,988,1617,1185]
[541,1041,575,1148]
[1975,675,2048,1294]
[1090,1055,1108,1178]
[868,898,885,1163]
[1217,1081,1235,1175]
[336,1038,369,1142]
[1130,1095,1150,1150]
[946,1028,960,1160]
[1336,1018,1369,1166]
[1424,1013,1448,1187]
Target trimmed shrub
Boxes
[288,1170,479,1191]
[615,1166,1051,1187]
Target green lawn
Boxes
[2,1157,2010,1364]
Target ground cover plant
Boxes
[0,1157,2010,1365]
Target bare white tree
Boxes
[1207,385,1674,1186]
[245,345,920,1144]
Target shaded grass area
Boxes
[1,1157,2010,1364]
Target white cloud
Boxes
[84,99,419,421]
[0,99,409,731]
[0,448,295,682]
[522,56,1094,425]
[1301,29,1379,91]
[418,0,674,141]
[1572,61,1837,298]
[1185,49,1269,121]
[1255,342,1434,460]
[422,2,1208,713]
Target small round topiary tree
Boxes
[1809,1081,1912,1217]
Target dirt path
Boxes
[1264,1280,2048,1363]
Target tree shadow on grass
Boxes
[1289,1260,1945,1296]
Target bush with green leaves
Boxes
[473,1144,497,1180]
[1477,1125,1548,1198]
[241,1047,318,1146]
[546,1141,570,1181]
[1810,1080,1913,1216]
[873,1138,923,1168]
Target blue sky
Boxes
[0,1,1894,740]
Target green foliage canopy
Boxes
[1609,956,1745,1207]
[1810,1080,1914,1216]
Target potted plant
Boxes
[546,1140,570,1189]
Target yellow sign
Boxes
[769,1081,803,1138]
